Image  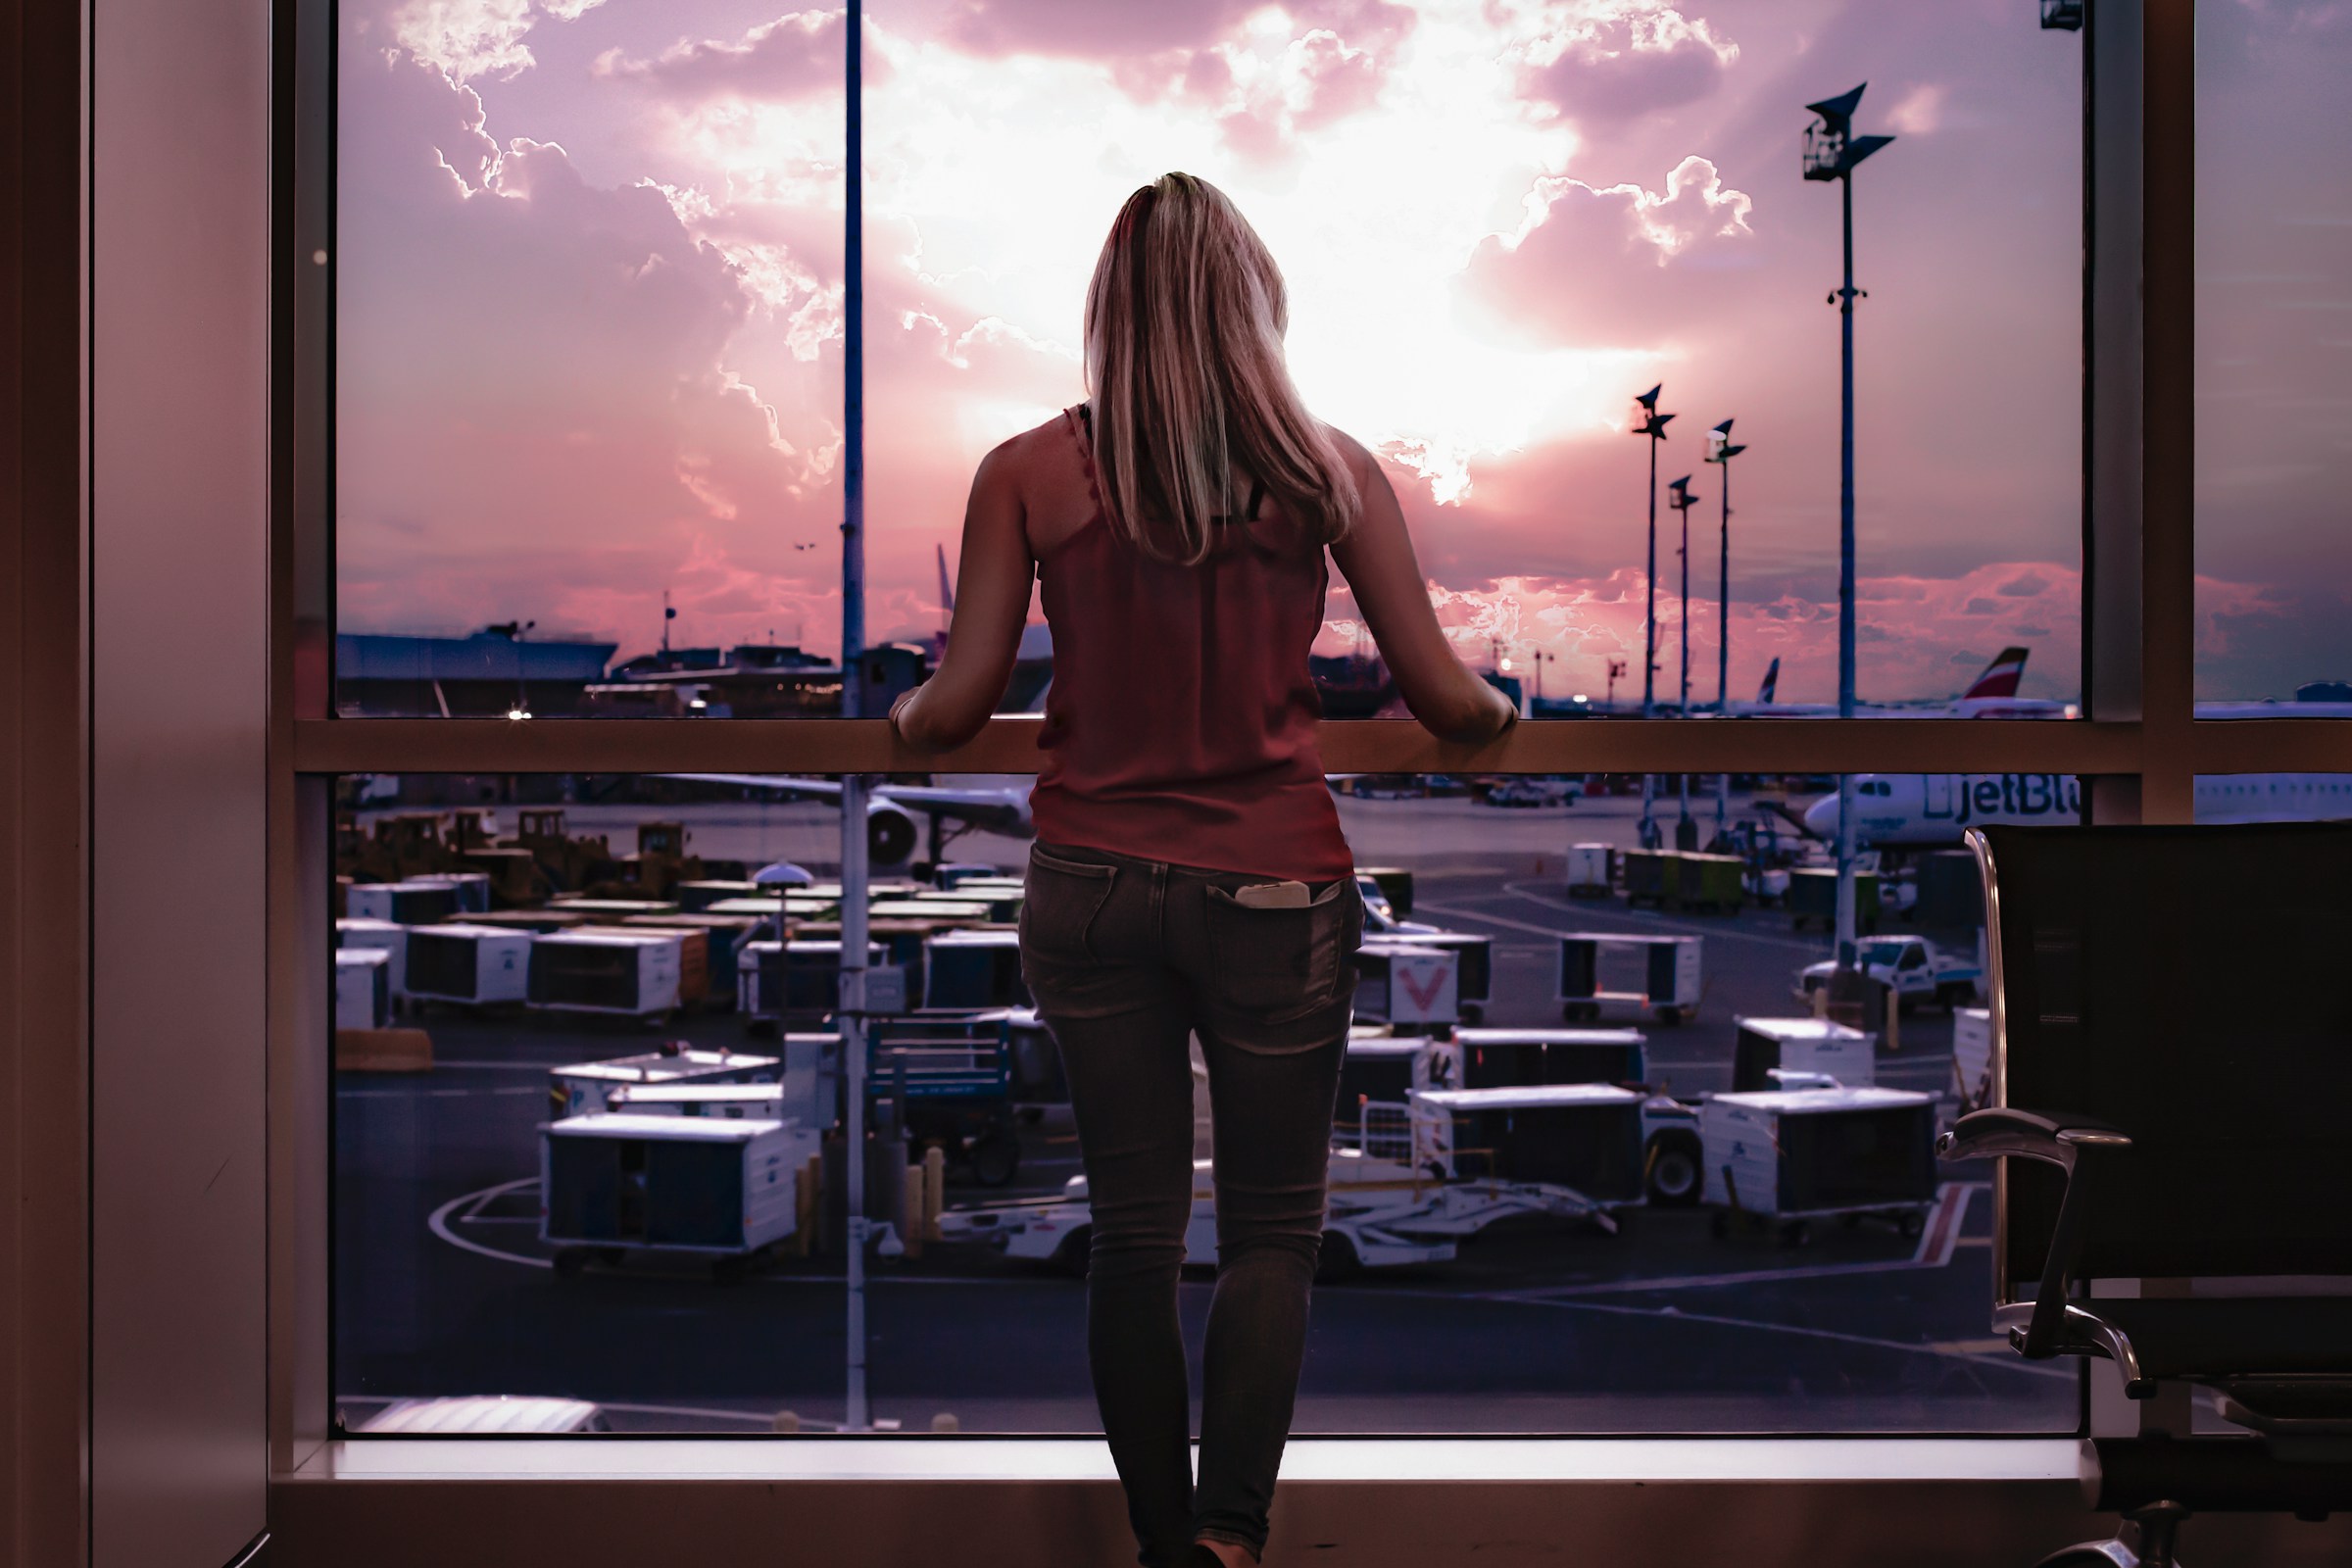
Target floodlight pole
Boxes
[1706,422,1744,827]
[1805,85,1890,971]
[839,0,871,1435]
[1670,476,1699,845]
[1634,389,1672,849]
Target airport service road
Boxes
[334,859,2067,1438]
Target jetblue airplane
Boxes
[1803,772,2352,847]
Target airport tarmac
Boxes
[335,792,2069,1437]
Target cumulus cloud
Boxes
[593,10,858,101]
[1515,1,1739,127]
[1458,155,1755,348]
[390,0,605,84]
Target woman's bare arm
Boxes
[1327,433,1519,746]
[891,443,1033,752]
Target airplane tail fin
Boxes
[1756,657,1781,705]
[1964,647,2029,701]
[936,544,956,618]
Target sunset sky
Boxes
[336,0,2350,706]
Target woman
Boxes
[892,172,1517,1568]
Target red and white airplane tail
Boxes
[1962,647,2030,702]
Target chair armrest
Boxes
[1936,1108,2131,1168]
[1937,1107,2132,1360]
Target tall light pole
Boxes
[1668,474,1700,847]
[1803,83,1892,969]
[1634,386,1673,850]
[1705,421,1746,828]
[838,0,872,1433]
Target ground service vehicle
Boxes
[1796,935,1981,1011]
[1558,933,1703,1025]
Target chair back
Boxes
[1974,822,2352,1297]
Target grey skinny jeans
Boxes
[1017,840,1363,1567]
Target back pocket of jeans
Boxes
[1202,878,1353,1023]
[1020,846,1117,964]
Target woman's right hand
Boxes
[1327,432,1526,748]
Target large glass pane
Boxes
[334,1,849,716]
[2194,3,2352,711]
[863,0,2083,719]
[332,769,2073,1434]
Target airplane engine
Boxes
[866,801,920,867]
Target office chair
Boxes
[1939,823,2352,1567]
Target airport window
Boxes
[330,771,2076,1435]
[2192,0,2352,710]
[282,0,2352,1474]
[332,0,2085,723]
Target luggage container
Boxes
[1700,1086,1936,1242]
[345,881,461,925]
[1351,942,1458,1031]
[911,886,1023,921]
[456,908,588,935]
[1003,1009,1069,1110]
[1452,1027,1648,1091]
[401,923,533,1005]
[1669,852,1746,913]
[923,929,1029,1010]
[548,1045,782,1117]
[1952,1005,1994,1110]
[675,879,764,912]
[869,1012,1023,1185]
[335,948,391,1031]
[526,930,684,1019]
[1339,1038,1424,1128]
[1566,844,1614,898]
[546,897,680,921]
[605,1082,793,1120]
[1400,932,1492,1022]
[541,1113,820,1275]
[335,917,408,995]
[1409,1085,1646,1203]
[434,872,492,913]
[871,898,991,925]
[1620,850,1671,909]
[1558,933,1702,1025]
[619,913,764,1009]
[1788,867,1881,933]
[932,862,1001,889]
[1731,1017,1875,1092]
[736,939,887,1022]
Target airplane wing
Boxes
[660,773,1032,834]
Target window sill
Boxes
[285,1434,2082,1484]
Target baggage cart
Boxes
[335,948,391,1030]
[335,917,408,995]
[1670,852,1746,913]
[1408,1084,1647,1204]
[1952,1005,1994,1111]
[1700,1086,1936,1244]
[607,1082,793,1120]
[345,881,461,926]
[549,1045,781,1117]
[1558,933,1702,1025]
[526,929,684,1020]
[401,922,533,1006]
[736,939,887,1023]
[541,1113,820,1277]
[1452,1027,1647,1090]
[922,929,1029,1010]
[1351,942,1458,1031]
[1355,865,1415,917]
[1566,844,1614,898]
[1620,849,1671,908]
[1399,931,1492,1022]
[1787,867,1881,933]
[1731,1016,1875,1093]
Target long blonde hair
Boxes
[1082,172,1360,564]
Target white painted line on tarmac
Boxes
[1479,1296,2072,1378]
[428,1178,550,1270]
[1496,883,1829,955]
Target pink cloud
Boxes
[1517,3,1740,127]
[591,10,860,101]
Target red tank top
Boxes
[1029,407,1354,882]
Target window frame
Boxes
[266,0,2352,1525]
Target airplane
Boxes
[1802,772,2352,848]
[1717,648,2074,718]
[662,772,1033,868]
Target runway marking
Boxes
[1469,1185,1981,1300]
[1420,884,1829,956]
[1476,1296,2071,1378]
[339,1084,545,1100]
[429,1178,551,1270]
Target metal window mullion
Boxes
[2136,0,2196,823]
